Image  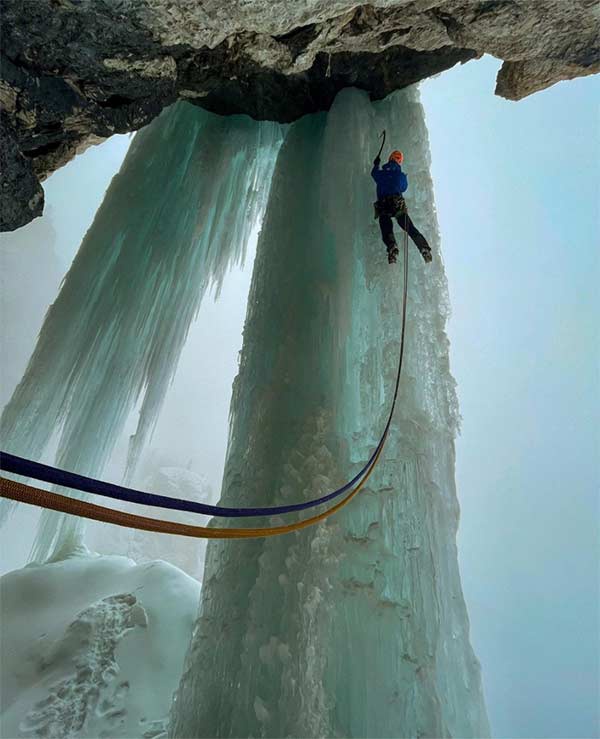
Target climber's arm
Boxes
[371,157,381,181]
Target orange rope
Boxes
[0,233,409,539]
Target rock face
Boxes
[1,0,599,230]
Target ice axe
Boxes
[375,129,386,161]
[372,130,387,221]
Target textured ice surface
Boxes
[170,87,489,738]
[0,553,200,739]
[0,102,282,563]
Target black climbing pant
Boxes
[375,195,430,255]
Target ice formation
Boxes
[0,102,282,563]
[0,553,200,739]
[170,87,489,738]
[1,84,488,739]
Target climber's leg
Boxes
[378,213,395,248]
[378,213,399,264]
[396,212,432,263]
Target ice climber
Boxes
[372,150,432,265]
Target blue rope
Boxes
[0,434,383,518]
[1,139,407,521]
[0,257,406,520]
[0,240,404,520]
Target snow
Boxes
[0,553,200,739]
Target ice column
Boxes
[171,88,489,738]
[0,102,282,562]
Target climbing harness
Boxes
[373,194,407,220]
[0,134,410,539]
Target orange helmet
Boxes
[389,150,404,165]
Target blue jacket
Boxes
[371,161,408,200]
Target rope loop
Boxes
[0,244,409,539]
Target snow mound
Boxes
[0,552,199,739]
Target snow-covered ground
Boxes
[0,553,200,739]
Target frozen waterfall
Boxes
[170,87,489,738]
[0,102,282,563]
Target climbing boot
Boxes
[420,246,432,263]
[387,246,399,264]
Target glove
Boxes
[373,156,381,167]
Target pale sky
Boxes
[421,57,599,739]
[1,56,598,739]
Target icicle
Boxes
[170,88,488,738]
[0,102,283,563]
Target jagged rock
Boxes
[0,113,44,231]
[1,0,598,230]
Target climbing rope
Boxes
[0,382,385,517]
[0,232,408,539]
[1,166,410,539]
[0,205,406,521]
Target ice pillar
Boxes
[1,102,282,562]
[170,88,489,738]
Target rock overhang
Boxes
[1,0,598,230]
